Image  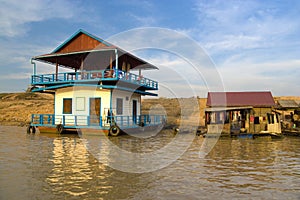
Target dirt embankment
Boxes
[0,92,299,127]
[142,97,207,127]
[0,93,54,126]
[0,93,207,127]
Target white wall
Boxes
[54,86,111,125]
[111,89,141,116]
[53,87,142,126]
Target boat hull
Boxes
[34,124,164,137]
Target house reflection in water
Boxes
[46,137,112,197]
[205,91,281,136]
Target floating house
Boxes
[276,100,299,122]
[28,29,165,136]
[276,100,300,129]
[205,91,281,136]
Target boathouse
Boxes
[28,29,164,136]
[205,91,281,135]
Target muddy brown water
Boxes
[0,126,299,200]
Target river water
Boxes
[0,126,299,200]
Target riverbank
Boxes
[0,93,54,126]
[0,92,299,127]
[0,92,207,127]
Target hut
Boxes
[276,100,300,128]
[205,91,281,136]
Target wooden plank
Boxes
[57,33,106,53]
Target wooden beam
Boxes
[55,60,58,80]
[110,54,112,70]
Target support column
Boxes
[55,61,58,81]
[115,49,118,78]
[80,57,84,71]
[31,58,36,76]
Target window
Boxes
[267,113,275,124]
[116,98,123,115]
[76,97,85,111]
[63,98,72,114]
[254,116,260,124]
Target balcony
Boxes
[31,70,158,90]
[31,114,165,129]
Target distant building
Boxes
[276,100,300,128]
[205,91,281,135]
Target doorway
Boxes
[132,100,137,124]
[89,98,101,125]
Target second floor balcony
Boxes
[31,69,158,90]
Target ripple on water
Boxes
[0,127,300,199]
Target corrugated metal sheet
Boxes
[207,91,275,107]
[277,100,299,108]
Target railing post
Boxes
[40,114,43,125]
[75,116,77,126]
[52,114,55,125]
[47,114,51,124]
[115,68,119,80]
[63,115,65,126]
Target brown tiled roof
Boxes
[207,91,275,107]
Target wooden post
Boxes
[115,49,118,77]
[55,61,58,81]
[110,54,112,70]
[115,49,118,70]
[80,57,83,79]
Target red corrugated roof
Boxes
[207,91,275,107]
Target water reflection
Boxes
[47,137,93,197]
[0,126,299,200]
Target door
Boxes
[89,98,101,125]
[132,100,137,124]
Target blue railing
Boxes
[31,114,165,128]
[31,70,158,90]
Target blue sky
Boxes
[0,0,299,97]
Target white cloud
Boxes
[128,13,157,26]
[204,34,262,51]
[218,59,300,96]
[183,0,300,96]
[0,39,53,69]
[0,72,31,80]
[193,0,299,53]
[0,0,80,37]
[141,53,225,97]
